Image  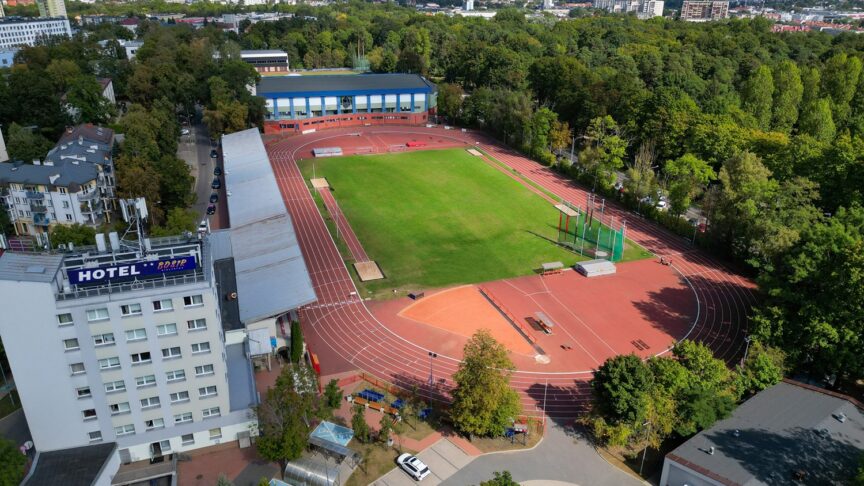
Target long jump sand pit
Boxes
[398,286,536,356]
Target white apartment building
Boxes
[0,235,256,462]
[36,0,67,18]
[0,125,116,246]
[594,0,664,17]
[0,17,71,49]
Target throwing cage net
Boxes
[555,197,625,262]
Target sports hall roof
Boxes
[221,128,316,323]
[257,73,437,97]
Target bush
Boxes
[290,321,303,363]
[324,379,343,409]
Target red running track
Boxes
[267,127,757,419]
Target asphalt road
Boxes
[177,123,217,220]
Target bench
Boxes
[357,389,384,402]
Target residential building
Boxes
[123,40,142,60]
[594,0,663,17]
[679,0,728,21]
[0,16,71,48]
[22,442,120,486]
[0,2,5,19]
[0,127,316,470]
[256,73,438,135]
[97,77,116,105]
[0,125,116,245]
[36,0,66,18]
[240,50,290,74]
[464,0,474,11]
[0,126,7,163]
[661,380,864,485]
[0,47,19,67]
[639,0,664,18]
[119,17,140,34]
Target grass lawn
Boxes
[345,442,415,486]
[300,149,592,296]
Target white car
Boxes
[181,128,191,135]
[397,453,431,481]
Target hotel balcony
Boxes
[25,191,45,200]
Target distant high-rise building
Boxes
[0,2,5,19]
[638,0,664,18]
[464,0,474,11]
[36,0,67,18]
[679,0,728,21]
[594,0,663,18]
[543,0,554,9]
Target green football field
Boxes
[299,149,645,296]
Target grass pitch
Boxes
[300,149,641,295]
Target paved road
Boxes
[0,409,31,446]
[440,423,643,486]
[373,438,473,486]
[177,123,216,219]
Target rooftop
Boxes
[0,16,69,25]
[241,49,288,57]
[667,380,864,485]
[221,128,316,323]
[57,124,114,148]
[22,442,116,486]
[256,73,437,95]
[0,159,98,187]
[0,252,64,283]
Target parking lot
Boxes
[372,439,474,486]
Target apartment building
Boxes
[0,235,256,462]
[36,0,67,18]
[0,125,116,246]
[680,0,729,21]
[0,16,71,48]
[593,0,664,18]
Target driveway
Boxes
[0,409,31,446]
[440,422,644,486]
[373,438,473,486]
[176,123,216,219]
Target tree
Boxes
[436,83,463,122]
[741,65,774,130]
[771,60,803,134]
[664,153,715,217]
[150,208,198,237]
[65,76,115,124]
[324,379,343,409]
[736,341,785,397]
[479,471,520,486]
[578,116,627,191]
[450,329,521,438]
[5,123,54,163]
[821,53,862,125]
[0,438,25,486]
[216,474,234,486]
[625,140,658,206]
[255,364,320,477]
[378,414,392,445]
[49,224,97,248]
[352,405,371,443]
[798,98,836,143]
[290,321,303,363]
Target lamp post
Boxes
[640,420,651,476]
[427,352,437,386]
[742,335,753,367]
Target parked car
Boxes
[214,166,222,176]
[210,149,218,159]
[211,178,221,189]
[181,128,190,136]
[209,193,219,204]
[396,453,430,481]
[206,204,216,215]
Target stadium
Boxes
[257,73,755,419]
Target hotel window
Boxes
[162,347,181,359]
[166,369,186,382]
[86,308,109,322]
[195,364,214,377]
[181,434,195,446]
[76,387,92,399]
[202,406,221,419]
[82,409,97,421]
[104,380,125,393]
[114,424,135,437]
[183,295,203,307]
[63,338,80,351]
[191,342,211,355]
[93,333,115,346]
[187,319,207,331]
[157,323,178,336]
[170,391,190,403]
[209,428,222,440]
[140,396,160,409]
[174,412,193,424]
[98,357,120,370]
[120,303,142,316]
[110,402,130,415]
[57,313,73,326]
[125,328,147,342]
[152,299,173,312]
[130,352,151,365]
[198,386,217,399]
[136,374,156,388]
[88,431,102,442]
[145,418,165,430]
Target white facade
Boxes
[594,0,663,17]
[0,128,7,163]
[0,17,71,49]
[3,177,107,239]
[0,240,257,461]
[36,0,67,18]
[464,0,474,11]
[123,40,143,60]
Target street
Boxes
[176,123,217,220]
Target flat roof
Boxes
[667,380,864,485]
[257,73,436,96]
[241,49,287,57]
[0,252,63,283]
[23,442,117,486]
[221,128,316,323]
[0,160,98,187]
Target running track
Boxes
[267,126,757,419]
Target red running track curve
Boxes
[267,126,757,419]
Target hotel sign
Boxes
[68,256,197,286]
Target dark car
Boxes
[211,178,221,189]
[209,193,219,204]
[210,149,218,159]
[206,204,216,215]
[214,166,222,176]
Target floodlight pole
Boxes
[428,352,437,387]
[640,421,651,476]
[741,336,753,367]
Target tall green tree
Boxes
[664,153,715,217]
[578,115,627,191]
[450,329,521,437]
[0,438,26,486]
[821,53,862,125]
[49,224,97,248]
[798,98,836,143]
[5,123,54,163]
[771,60,803,134]
[736,341,785,397]
[741,65,774,130]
